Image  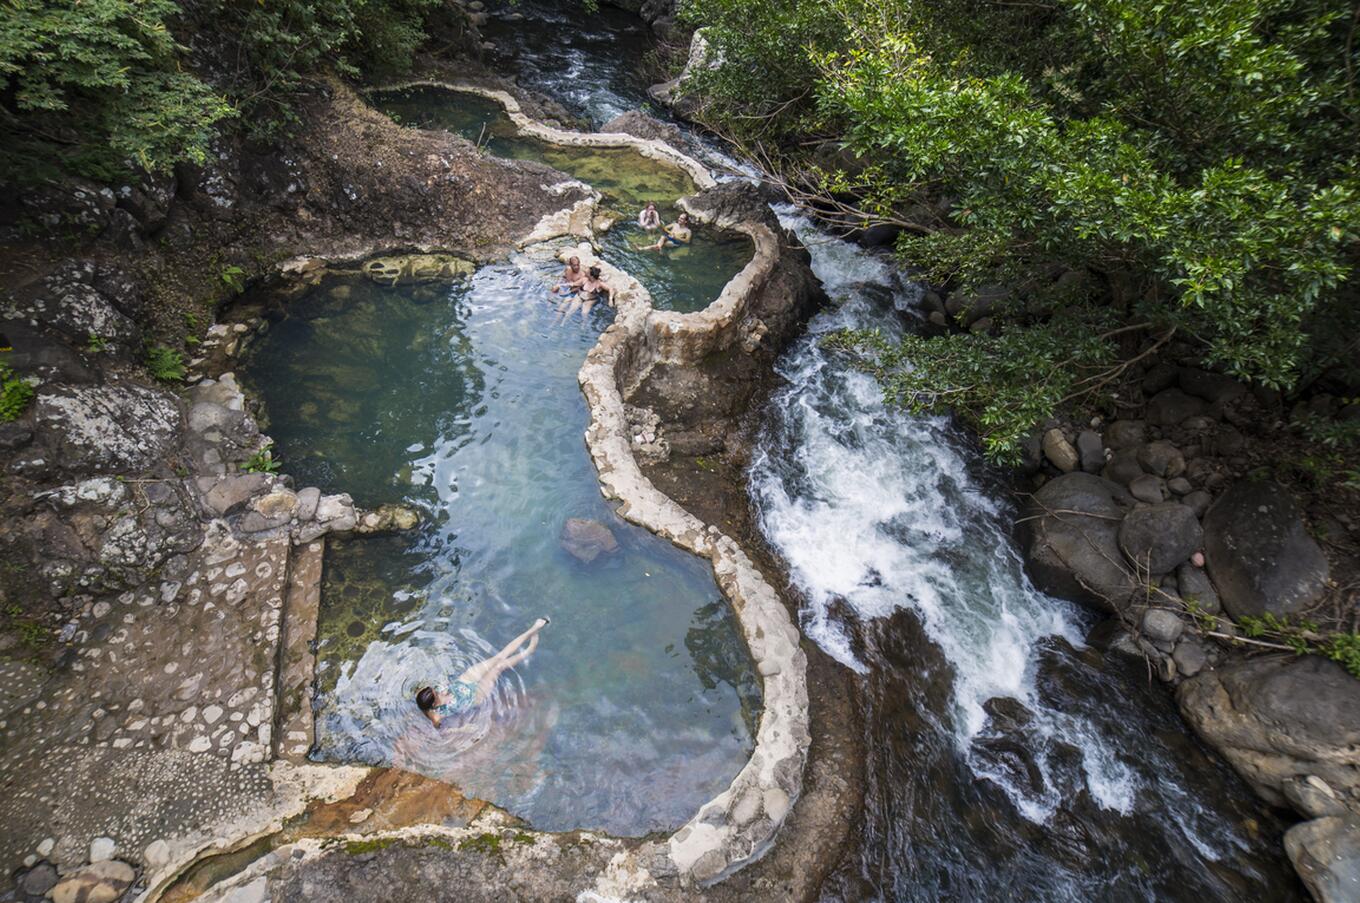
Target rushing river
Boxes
[470,1,1303,899]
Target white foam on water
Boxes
[751,207,1138,820]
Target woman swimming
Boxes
[415,617,549,728]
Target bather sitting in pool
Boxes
[637,202,662,231]
[644,212,691,251]
[553,256,587,295]
[578,266,613,313]
[416,617,549,728]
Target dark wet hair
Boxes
[415,686,436,712]
[588,266,602,279]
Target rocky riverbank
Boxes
[1000,332,1359,898]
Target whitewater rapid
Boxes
[750,209,1143,820]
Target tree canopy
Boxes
[680,0,1360,460]
[1,0,447,184]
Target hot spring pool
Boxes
[238,257,759,835]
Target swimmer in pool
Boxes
[644,212,691,251]
[578,266,613,314]
[415,617,549,728]
[637,202,662,231]
[556,265,613,323]
[553,256,587,295]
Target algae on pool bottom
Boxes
[238,262,760,836]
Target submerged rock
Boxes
[560,517,619,562]
[1202,481,1330,620]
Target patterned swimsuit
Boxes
[434,680,477,718]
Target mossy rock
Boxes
[363,254,476,286]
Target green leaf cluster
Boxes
[145,344,185,382]
[682,0,1360,459]
[243,442,282,474]
[1238,612,1360,679]
[0,363,35,422]
[1,0,233,182]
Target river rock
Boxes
[1142,608,1184,645]
[51,860,135,903]
[1104,420,1147,450]
[1175,562,1220,614]
[1075,430,1104,473]
[1202,481,1330,620]
[201,474,269,516]
[34,384,182,474]
[1142,362,1179,395]
[945,284,1007,325]
[1103,448,1146,486]
[1128,474,1165,504]
[601,110,691,155]
[1119,503,1201,574]
[1041,429,1079,473]
[89,835,116,862]
[1172,638,1207,677]
[1177,655,1360,809]
[1147,388,1207,426]
[1182,490,1212,518]
[560,517,619,563]
[1284,776,1350,819]
[21,862,58,896]
[1137,440,1186,478]
[1021,472,1139,614]
[1285,816,1360,903]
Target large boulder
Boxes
[1177,655,1360,810]
[1118,503,1202,575]
[1021,472,1139,614]
[32,383,182,475]
[1202,481,1330,620]
[1285,816,1360,903]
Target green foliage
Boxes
[3,601,50,654]
[1,0,450,184]
[145,344,186,382]
[0,363,35,422]
[220,265,246,294]
[824,314,1118,462]
[1238,612,1360,679]
[202,0,445,134]
[86,333,109,353]
[243,443,282,474]
[683,0,1360,457]
[0,0,234,182]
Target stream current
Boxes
[468,1,1303,899]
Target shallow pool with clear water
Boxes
[238,260,759,836]
[373,85,752,312]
